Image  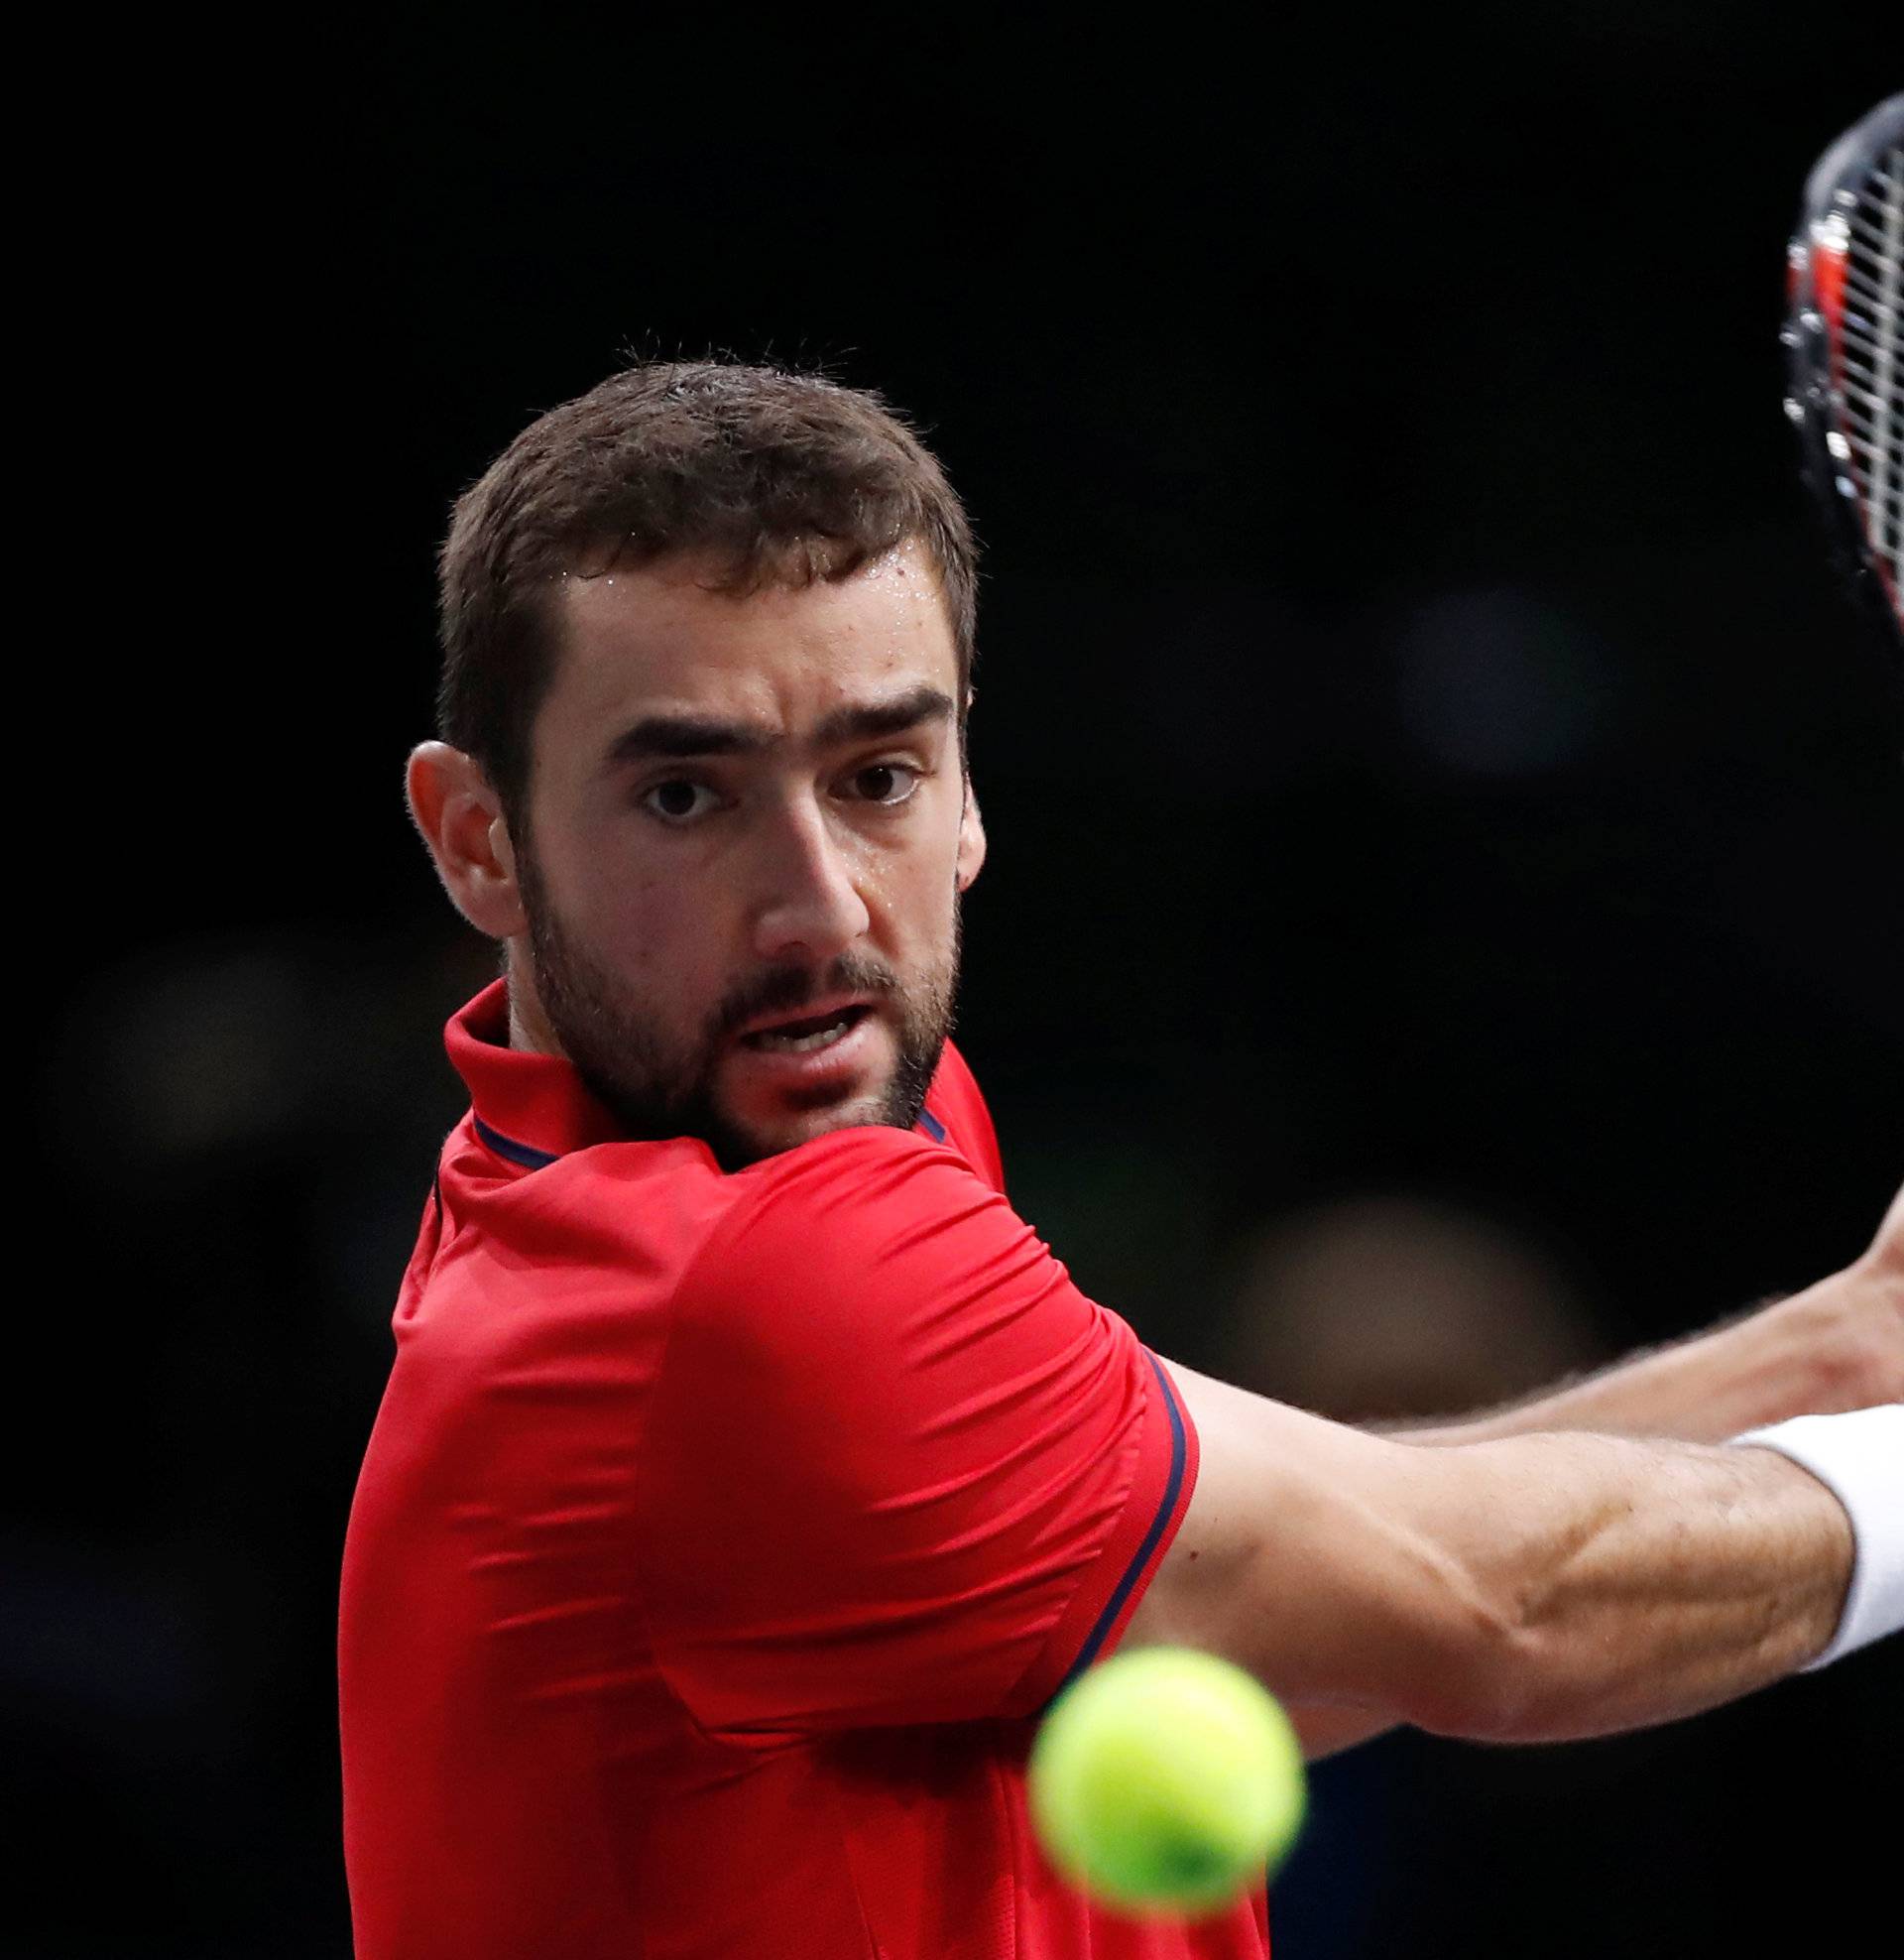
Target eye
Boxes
[847,762,921,805]
[641,779,723,823]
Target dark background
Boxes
[16,14,1902,1957]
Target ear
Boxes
[956,777,987,893]
[406,742,529,939]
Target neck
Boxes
[503,942,566,1058]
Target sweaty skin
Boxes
[1125,1357,1856,1748]
[408,542,986,1168]
[1120,1183,1896,1756]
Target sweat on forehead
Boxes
[537,545,962,747]
[434,360,979,822]
[556,534,944,617]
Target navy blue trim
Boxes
[480,1110,946,1164]
[1052,1353,1189,1695]
[473,1116,560,1170]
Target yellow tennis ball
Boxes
[1027,1646,1306,1917]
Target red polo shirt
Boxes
[339,981,1270,1959]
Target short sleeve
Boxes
[636,1128,1198,1740]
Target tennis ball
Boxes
[1027,1646,1305,1917]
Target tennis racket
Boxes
[1783,92,1904,663]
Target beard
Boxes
[514,839,960,1171]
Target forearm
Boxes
[1390,1309,1806,1446]
[1391,1268,1895,1448]
[1140,1358,1882,1762]
[1417,1429,1853,1743]
[1294,1318,1806,1756]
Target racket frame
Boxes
[1782,92,1904,662]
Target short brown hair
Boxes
[436,361,979,820]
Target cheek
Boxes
[544,832,701,978]
[880,850,961,951]
[878,796,966,908]
[595,882,710,988]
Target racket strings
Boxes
[1841,263,1895,316]
[1829,145,1903,588]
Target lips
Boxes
[735,1001,875,1054]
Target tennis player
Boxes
[339,362,1903,1960]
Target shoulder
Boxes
[666,1121,1064,1396]
[692,1122,1005,1286]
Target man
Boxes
[340,361,1902,1959]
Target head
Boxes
[407,362,986,1169]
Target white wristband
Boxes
[1731,1406,1904,1671]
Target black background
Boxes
[16,15,1902,1957]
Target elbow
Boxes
[1400,1569,1548,1744]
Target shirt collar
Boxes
[445,980,629,1164]
[445,978,952,1164]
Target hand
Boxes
[1766,1181,1904,1412]
[1860,1179,1904,1293]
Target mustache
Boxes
[708,953,901,1041]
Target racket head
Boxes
[1783,92,1904,666]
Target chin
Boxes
[761,1095,889,1150]
[719,1083,905,1166]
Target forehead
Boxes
[539,541,959,753]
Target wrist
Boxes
[1732,1406,1904,1669]
[1748,1283,1856,1411]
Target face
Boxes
[495,544,983,1168]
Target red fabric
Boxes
[339,982,1269,1959]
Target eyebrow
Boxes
[602,683,955,769]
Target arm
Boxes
[1264,1184,1902,1756]
[1123,1360,1859,1746]
[1403,1181,1902,1446]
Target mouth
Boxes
[734,1001,876,1056]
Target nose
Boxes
[750,796,873,964]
